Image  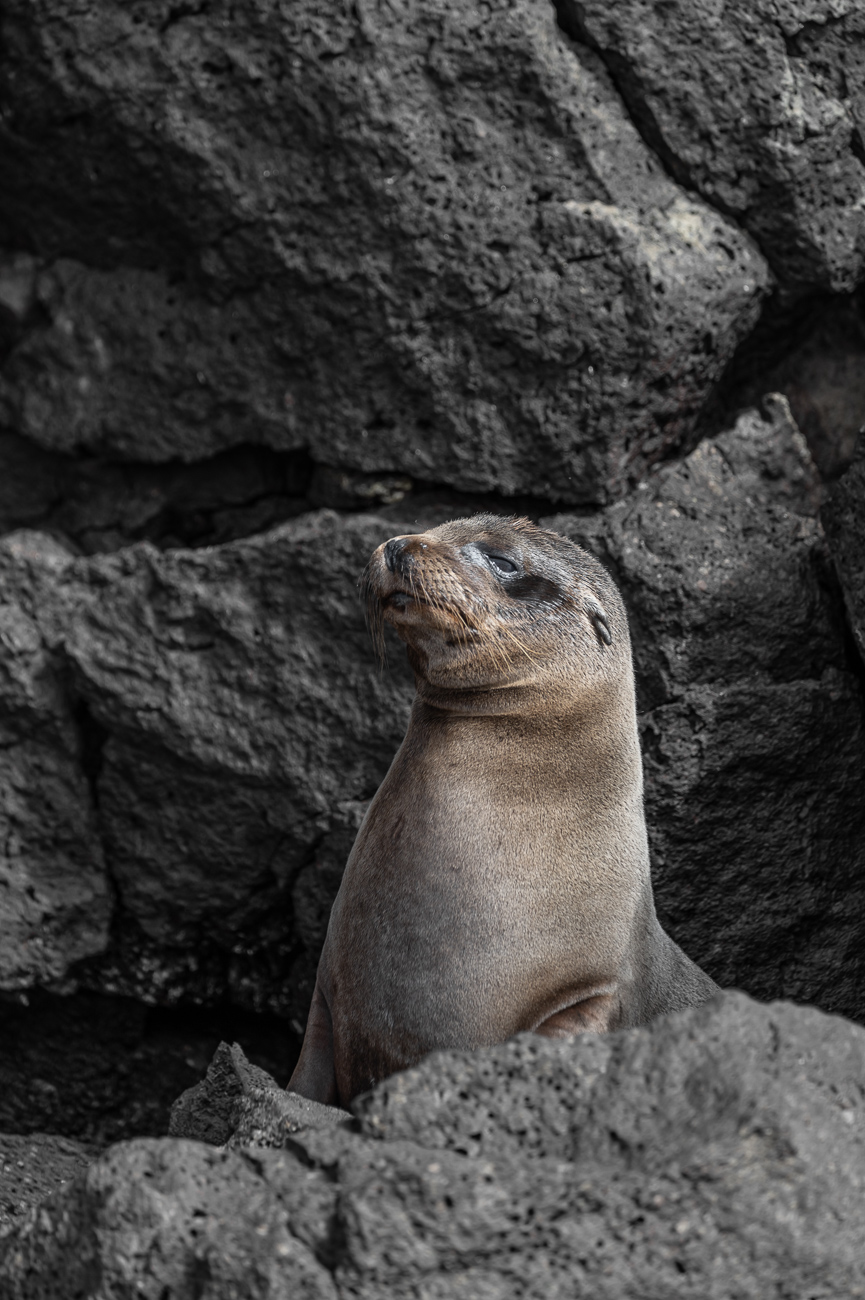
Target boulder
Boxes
[566,0,865,291]
[546,396,865,1019]
[0,0,767,499]
[169,1040,350,1147]
[3,993,865,1296]
[728,295,865,483]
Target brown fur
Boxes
[289,514,718,1106]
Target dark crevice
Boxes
[816,533,865,692]
[551,1,709,207]
[782,15,850,60]
[73,904,309,1026]
[0,426,598,558]
[71,698,108,811]
[691,285,865,481]
[851,128,865,172]
[0,986,296,1147]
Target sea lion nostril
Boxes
[384,537,409,573]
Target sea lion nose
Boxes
[384,537,410,572]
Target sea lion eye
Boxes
[487,554,517,575]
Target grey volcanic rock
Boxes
[0,532,110,990]
[61,510,415,1013]
[547,396,865,1017]
[0,1140,339,1300]
[0,511,413,1010]
[169,1041,279,1148]
[823,438,865,665]
[739,297,865,483]
[0,1134,93,1238]
[4,994,865,1296]
[170,1040,350,1147]
[568,0,865,291]
[0,426,313,556]
[0,0,767,499]
[0,404,861,1024]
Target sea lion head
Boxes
[362,513,629,703]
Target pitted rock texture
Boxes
[0,427,315,555]
[0,1135,93,1238]
[547,396,865,1018]
[567,0,865,291]
[0,510,414,1014]
[3,993,865,1297]
[0,402,861,1023]
[0,0,766,499]
[824,437,865,667]
[169,1040,351,1148]
[0,532,110,988]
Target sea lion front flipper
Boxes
[533,989,618,1037]
[287,976,338,1106]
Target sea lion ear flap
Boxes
[585,597,613,646]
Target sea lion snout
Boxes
[383,535,427,574]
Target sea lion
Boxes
[289,513,718,1106]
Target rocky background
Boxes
[0,0,864,1287]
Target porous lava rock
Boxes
[547,396,865,1018]
[745,295,865,483]
[0,401,861,1026]
[0,1135,93,1238]
[169,1040,351,1148]
[0,532,110,989]
[0,509,415,1017]
[0,0,766,499]
[2,993,865,1297]
[823,436,865,666]
[567,0,865,291]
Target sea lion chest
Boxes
[319,715,642,1093]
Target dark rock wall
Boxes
[0,0,863,1132]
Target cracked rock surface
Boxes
[824,436,865,666]
[0,532,110,988]
[0,0,766,498]
[567,0,865,291]
[0,510,416,1015]
[3,993,865,1297]
[547,396,865,1018]
[0,400,860,1024]
[0,0,864,1279]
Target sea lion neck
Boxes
[412,678,558,719]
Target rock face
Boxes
[548,396,865,1018]
[0,511,415,1017]
[0,0,766,499]
[3,993,865,1296]
[824,438,865,666]
[0,0,863,1211]
[0,398,861,1026]
[568,0,865,291]
[0,533,110,989]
